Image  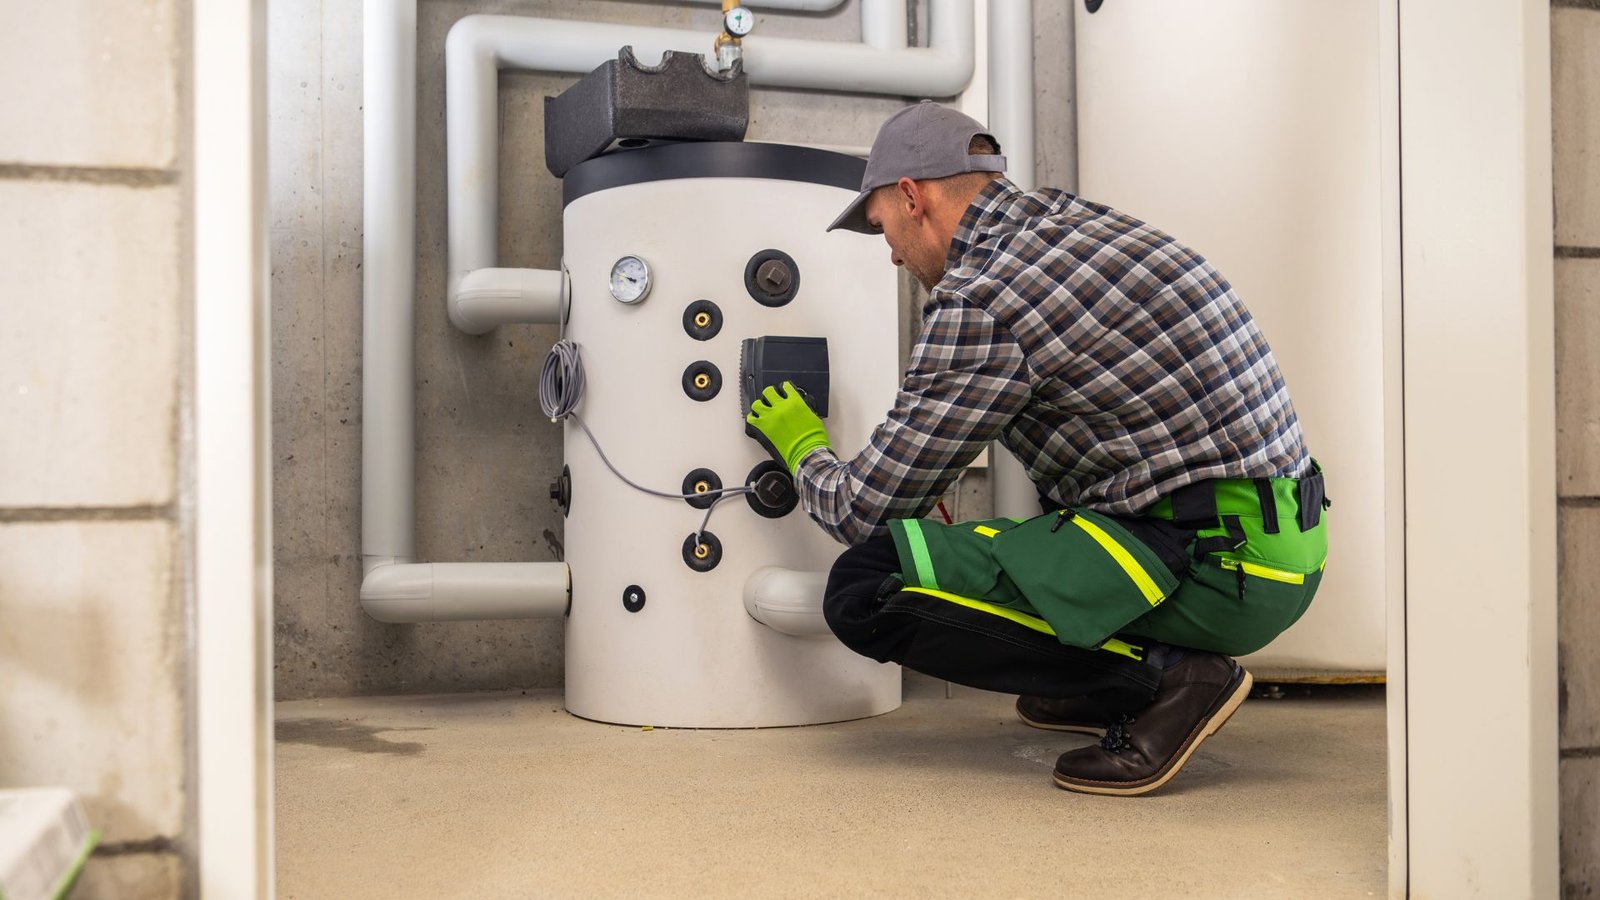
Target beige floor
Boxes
[275,674,1387,899]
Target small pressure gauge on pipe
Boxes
[609,255,652,304]
[724,6,754,37]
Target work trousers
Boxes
[822,515,1199,713]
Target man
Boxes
[745,101,1328,795]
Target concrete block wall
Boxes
[0,1,192,897]
[269,0,1076,700]
[1554,2,1600,894]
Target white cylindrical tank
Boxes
[560,143,902,727]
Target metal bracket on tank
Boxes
[543,46,750,178]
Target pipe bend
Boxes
[444,13,497,63]
[449,266,567,334]
[893,44,975,98]
[744,566,835,638]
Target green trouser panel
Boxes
[1131,471,1328,655]
[886,470,1329,657]
[888,509,1180,651]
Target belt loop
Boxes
[1192,514,1247,560]
[1254,478,1280,534]
[1169,480,1218,530]
[1297,471,1327,532]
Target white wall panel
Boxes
[1074,0,1398,672]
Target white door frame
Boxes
[1397,0,1558,896]
[194,0,274,896]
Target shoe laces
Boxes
[1099,714,1136,752]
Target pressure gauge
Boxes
[608,255,651,304]
[724,6,754,37]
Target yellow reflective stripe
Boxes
[1219,558,1307,585]
[1243,561,1303,584]
[1070,516,1165,605]
[901,587,1056,637]
[902,587,1146,661]
[1100,638,1145,661]
[973,525,1001,538]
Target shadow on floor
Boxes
[275,718,432,756]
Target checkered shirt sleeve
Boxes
[794,290,1030,545]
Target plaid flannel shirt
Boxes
[796,178,1310,546]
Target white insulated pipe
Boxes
[860,0,909,50]
[363,0,418,567]
[361,0,570,623]
[984,0,1039,521]
[743,567,834,637]
[362,562,571,623]
[444,0,974,334]
[987,0,1034,192]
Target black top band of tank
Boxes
[562,141,866,206]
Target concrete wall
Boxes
[0,1,193,897]
[269,0,1075,700]
[1554,3,1600,893]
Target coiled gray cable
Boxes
[539,337,749,538]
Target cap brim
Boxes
[825,189,876,234]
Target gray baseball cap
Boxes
[826,100,1007,234]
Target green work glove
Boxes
[745,382,831,474]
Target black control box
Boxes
[740,336,830,418]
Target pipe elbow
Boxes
[917,45,976,99]
[449,267,567,334]
[360,562,433,623]
[444,14,497,65]
[446,273,489,335]
[744,566,834,638]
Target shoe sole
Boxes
[1015,707,1107,737]
[1051,667,1253,797]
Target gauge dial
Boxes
[608,255,651,304]
[724,6,754,37]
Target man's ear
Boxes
[895,177,927,224]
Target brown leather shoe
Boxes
[1015,695,1112,736]
[1051,653,1252,796]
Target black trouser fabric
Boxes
[822,520,1194,712]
